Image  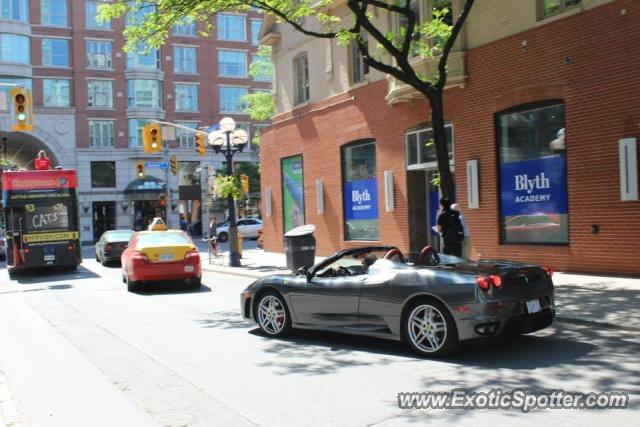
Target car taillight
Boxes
[132,251,149,262]
[105,243,113,252]
[184,250,200,260]
[476,275,502,291]
[489,275,502,288]
[542,266,554,277]
[476,276,491,291]
[67,244,74,251]
[24,247,30,254]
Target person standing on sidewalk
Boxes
[451,203,472,259]
[437,198,465,257]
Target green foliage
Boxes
[243,91,275,121]
[214,174,243,200]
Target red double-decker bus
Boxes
[2,169,82,278]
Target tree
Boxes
[100,0,476,199]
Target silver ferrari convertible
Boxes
[240,246,555,356]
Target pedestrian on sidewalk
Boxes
[451,203,472,259]
[437,198,465,257]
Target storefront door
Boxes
[93,202,116,242]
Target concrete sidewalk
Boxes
[201,248,640,331]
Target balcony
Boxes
[385,50,466,104]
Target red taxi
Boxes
[121,221,201,292]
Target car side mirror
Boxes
[297,266,312,281]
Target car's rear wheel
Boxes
[189,276,201,288]
[403,299,458,357]
[125,273,141,292]
[217,232,228,243]
[254,291,291,337]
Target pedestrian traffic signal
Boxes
[240,174,249,193]
[142,124,163,153]
[135,161,146,179]
[195,133,206,157]
[170,155,178,176]
[10,87,33,131]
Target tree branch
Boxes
[251,1,337,39]
[437,0,475,90]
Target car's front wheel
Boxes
[403,299,458,357]
[217,232,228,243]
[254,291,291,337]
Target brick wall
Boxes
[261,0,640,276]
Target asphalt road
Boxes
[0,250,638,427]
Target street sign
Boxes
[145,161,168,169]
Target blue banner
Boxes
[500,155,567,217]
[344,178,378,220]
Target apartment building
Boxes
[0,0,270,242]
[259,0,640,275]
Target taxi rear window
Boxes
[137,232,190,246]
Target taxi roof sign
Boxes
[148,217,167,231]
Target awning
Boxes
[124,176,166,194]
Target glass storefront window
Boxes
[342,140,379,241]
[497,102,568,244]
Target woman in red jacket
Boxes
[34,150,51,170]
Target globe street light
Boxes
[209,117,248,267]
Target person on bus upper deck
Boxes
[34,150,52,170]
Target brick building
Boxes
[259,0,640,275]
[0,0,269,242]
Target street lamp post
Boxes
[209,117,248,267]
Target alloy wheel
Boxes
[407,304,447,353]
[257,295,287,335]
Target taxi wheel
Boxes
[125,273,141,292]
[189,276,201,288]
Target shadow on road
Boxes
[11,265,100,284]
[136,283,212,295]
[196,309,252,330]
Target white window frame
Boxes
[41,0,67,27]
[87,79,114,108]
[217,14,246,42]
[294,54,309,105]
[127,79,162,109]
[42,38,70,67]
[176,121,199,148]
[173,45,198,74]
[86,39,113,69]
[218,85,249,114]
[218,49,248,78]
[405,123,455,170]
[250,19,262,45]
[1,0,28,23]
[85,0,111,29]
[42,79,71,107]
[88,119,115,147]
[174,83,199,112]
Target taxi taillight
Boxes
[184,249,200,260]
[132,251,149,262]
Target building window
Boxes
[91,161,116,188]
[41,0,67,27]
[42,38,69,67]
[350,34,369,84]
[294,55,309,105]
[1,0,28,22]
[251,19,261,45]
[405,124,453,168]
[127,79,162,108]
[176,121,198,148]
[219,86,248,113]
[173,17,196,36]
[281,155,305,233]
[126,2,155,27]
[342,140,379,241]
[43,79,70,107]
[218,49,247,77]
[539,0,581,19]
[0,34,30,64]
[126,47,160,70]
[178,161,200,186]
[86,39,112,69]
[128,118,153,147]
[497,102,568,244]
[85,0,110,29]
[251,54,271,81]
[174,83,198,111]
[88,120,115,147]
[87,80,113,108]
[173,46,197,74]
[217,14,246,41]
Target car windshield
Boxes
[137,232,191,246]
[107,231,134,242]
[437,254,467,264]
[316,248,395,276]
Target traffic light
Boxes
[10,87,33,131]
[240,174,249,193]
[195,132,206,157]
[142,124,162,153]
[159,193,167,207]
[170,155,178,176]
[135,161,146,179]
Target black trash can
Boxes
[284,225,316,271]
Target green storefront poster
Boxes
[281,155,304,233]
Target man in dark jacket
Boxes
[437,198,464,257]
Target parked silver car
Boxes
[216,218,263,242]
